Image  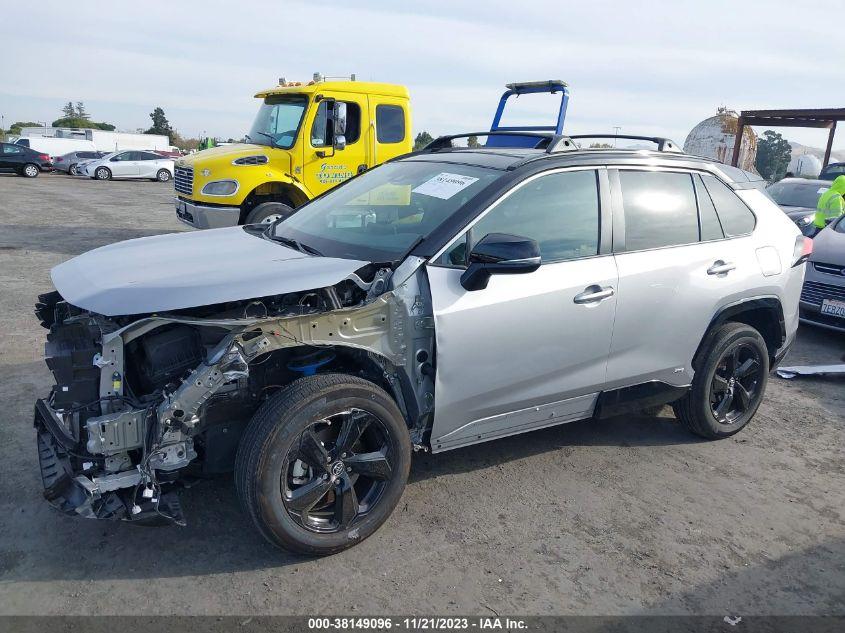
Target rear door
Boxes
[427,168,618,451]
[606,168,759,390]
[302,93,368,196]
[137,152,161,177]
[369,98,410,166]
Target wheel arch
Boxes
[239,181,310,224]
[694,297,786,368]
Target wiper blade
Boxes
[266,232,323,257]
[253,131,277,147]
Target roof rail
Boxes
[568,134,683,153]
[423,131,573,152]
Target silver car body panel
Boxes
[50,226,368,316]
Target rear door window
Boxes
[618,171,699,251]
[694,174,725,241]
[2,144,23,154]
[701,174,756,236]
[376,105,405,144]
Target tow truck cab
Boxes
[175,75,412,229]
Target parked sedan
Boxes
[799,217,845,332]
[0,142,52,177]
[52,151,108,175]
[766,177,829,235]
[83,150,174,182]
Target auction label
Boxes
[412,173,479,199]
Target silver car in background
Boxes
[33,132,807,555]
[800,216,845,331]
[52,151,108,175]
[82,150,174,182]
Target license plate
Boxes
[820,298,845,318]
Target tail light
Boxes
[54,157,63,162]
[792,235,813,267]
[38,153,50,162]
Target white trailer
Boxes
[12,136,96,157]
[18,127,171,153]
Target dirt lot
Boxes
[0,173,843,616]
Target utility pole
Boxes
[613,126,622,147]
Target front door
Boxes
[426,168,618,452]
[302,93,369,197]
[109,151,139,178]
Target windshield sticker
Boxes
[412,172,479,199]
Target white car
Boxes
[83,150,173,182]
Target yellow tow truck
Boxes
[174,73,412,228]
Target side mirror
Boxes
[333,101,347,137]
[334,134,347,151]
[460,233,541,291]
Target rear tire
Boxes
[21,163,39,178]
[244,201,295,225]
[156,168,171,182]
[95,167,111,180]
[673,322,769,439]
[68,164,78,176]
[235,373,411,555]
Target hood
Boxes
[51,227,369,316]
[177,144,277,167]
[810,223,845,267]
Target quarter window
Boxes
[701,174,756,236]
[619,171,699,251]
[376,105,405,144]
[444,170,600,266]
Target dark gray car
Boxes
[766,177,830,235]
[800,216,845,331]
[52,151,107,175]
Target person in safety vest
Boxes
[815,175,845,230]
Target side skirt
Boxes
[593,381,690,419]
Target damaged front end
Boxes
[33,257,435,526]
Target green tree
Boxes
[589,142,613,148]
[51,117,115,130]
[756,130,792,181]
[146,107,174,143]
[413,131,434,150]
[62,102,76,118]
[75,102,89,120]
[466,135,480,148]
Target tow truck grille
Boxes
[174,165,193,195]
[801,280,845,306]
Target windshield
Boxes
[767,181,827,208]
[271,161,501,261]
[247,94,308,149]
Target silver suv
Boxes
[34,133,808,555]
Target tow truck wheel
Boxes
[235,373,412,555]
[245,201,295,225]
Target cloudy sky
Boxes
[2,0,843,150]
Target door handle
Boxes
[573,285,614,304]
[707,260,736,275]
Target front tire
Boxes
[21,163,39,178]
[156,168,171,182]
[235,373,411,555]
[68,164,78,176]
[673,322,769,439]
[244,201,295,225]
[95,167,111,180]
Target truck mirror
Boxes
[333,102,347,137]
[334,135,347,151]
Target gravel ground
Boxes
[0,173,843,616]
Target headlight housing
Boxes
[201,180,239,196]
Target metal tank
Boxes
[684,107,758,172]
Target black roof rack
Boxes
[568,134,682,153]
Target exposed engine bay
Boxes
[34,258,435,525]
